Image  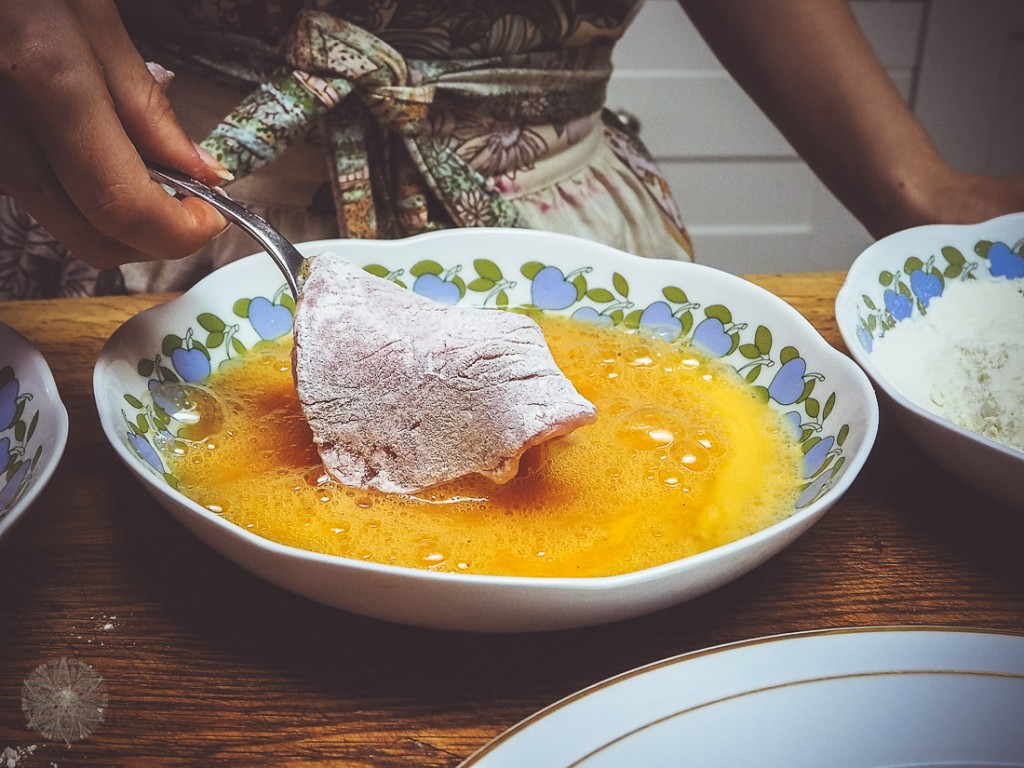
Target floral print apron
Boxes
[0,0,691,299]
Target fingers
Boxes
[0,113,220,270]
[0,0,228,266]
[65,0,233,188]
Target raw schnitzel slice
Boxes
[293,253,597,494]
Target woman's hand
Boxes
[679,0,1024,240]
[919,171,1024,235]
[0,0,230,269]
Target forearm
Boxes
[677,0,953,237]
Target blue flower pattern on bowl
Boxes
[122,256,854,509]
[853,237,1024,353]
[0,366,44,517]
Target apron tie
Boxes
[201,10,521,238]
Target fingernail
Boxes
[146,61,175,87]
[193,143,235,182]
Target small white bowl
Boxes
[836,212,1024,513]
[94,229,877,631]
[0,322,69,543]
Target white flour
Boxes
[870,278,1024,453]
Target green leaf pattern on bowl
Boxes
[0,365,45,517]
[121,259,854,509]
[853,237,1024,353]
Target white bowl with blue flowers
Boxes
[94,228,878,632]
[836,212,1024,513]
[0,322,69,543]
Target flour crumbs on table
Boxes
[870,278,1024,452]
[0,745,53,768]
[0,745,35,768]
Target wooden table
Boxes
[1,274,1022,767]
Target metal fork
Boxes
[146,162,307,297]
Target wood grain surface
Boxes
[1,275,1022,767]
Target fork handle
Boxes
[146,162,305,297]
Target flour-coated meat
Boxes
[292,253,597,494]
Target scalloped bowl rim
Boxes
[835,213,1024,467]
[0,322,70,541]
[94,229,878,599]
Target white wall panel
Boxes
[914,0,1024,174]
[608,0,923,273]
[660,161,814,226]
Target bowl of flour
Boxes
[836,212,1024,513]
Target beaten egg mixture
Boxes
[164,315,802,577]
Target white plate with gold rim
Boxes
[460,627,1024,767]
